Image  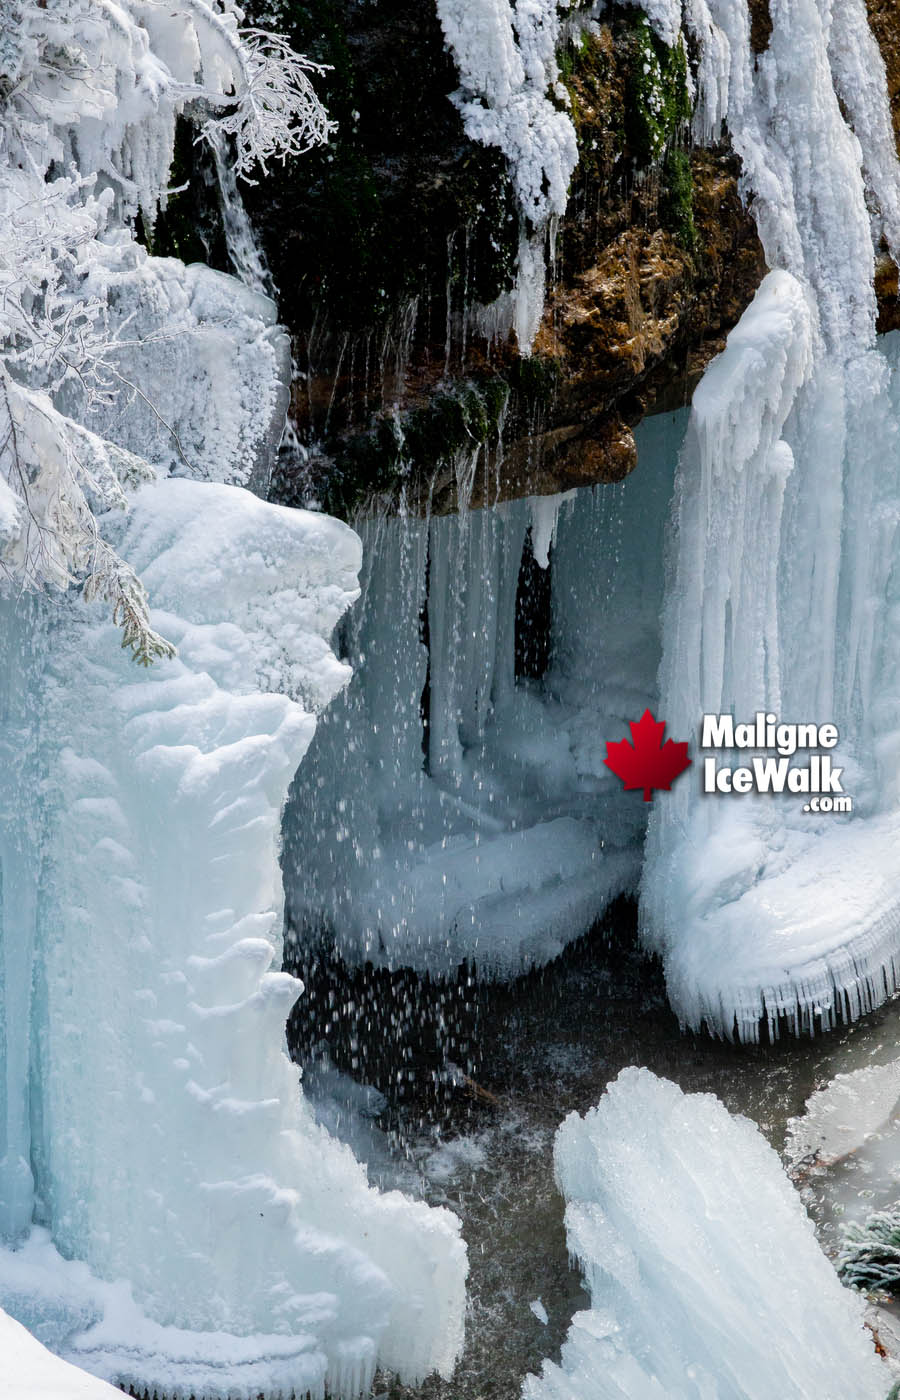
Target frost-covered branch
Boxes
[200,28,334,180]
[0,371,172,664]
[0,0,329,657]
[838,1205,900,1295]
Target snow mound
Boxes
[523,1067,887,1400]
[3,1301,124,1400]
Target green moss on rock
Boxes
[660,147,697,249]
[322,376,511,517]
[622,10,692,167]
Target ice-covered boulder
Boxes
[523,1068,887,1400]
[0,477,466,1397]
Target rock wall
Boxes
[193,0,900,518]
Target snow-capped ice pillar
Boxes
[523,1069,888,1399]
[0,480,466,1397]
[642,0,900,1037]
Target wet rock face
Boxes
[246,2,900,518]
[868,0,900,149]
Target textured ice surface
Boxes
[70,248,291,494]
[285,414,682,977]
[435,0,577,226]
[787,1058,900,1168]
[786,1053,900,1267]
[3,1299,124,1400]
[641,0,900,1038]
[523,1068,888,1400]
[0,479,466,1396]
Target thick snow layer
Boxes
[523,1068,888,1400]
[0,478,466,1397]
[3,1301,125,1400]
[641,0,900,1039]
[285,415,681,977]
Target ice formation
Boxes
[786,1057,900,1169]
[284,413,681,976]
[434,0,579,349]
[640,0,900,1038]
[786,1055,900,1271]
[434,0,577,227]
[523,1068,888,1400]
[0,4,467,1395]
[0,478,466,1396]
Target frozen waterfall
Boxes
[283,412,682,978]
[0,479,466,1397]
[640,0,900,1038]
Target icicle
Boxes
[529,490,576,570]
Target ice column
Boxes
[642,0,900,1037]
[0,480,466,1398]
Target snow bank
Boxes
[0,478,466,1397]
[3,1301,124,1400]
[285,415,681,977]
[523,1068,887,1400]
[641,0,900,1038]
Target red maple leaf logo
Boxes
[604,709,692,802]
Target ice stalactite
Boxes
[284,415,681,978]
[523,1069,888,1399]
[641,0,900,1038]
[434,0,578,352]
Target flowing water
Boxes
[295,898,900,1400]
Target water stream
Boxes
[295,899,900,1400]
